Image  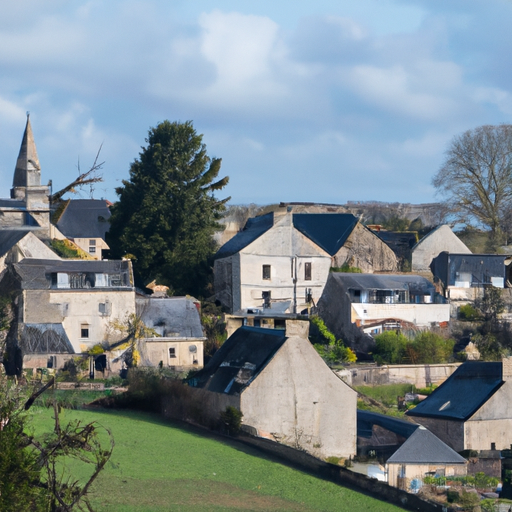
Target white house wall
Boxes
[23,289,135,353]
[351,303,451,327]
[240,335,357,459]
[237,214,332,312]
[412,225,471,272]
[464,379,512,450]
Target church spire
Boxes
[11,113,41,199]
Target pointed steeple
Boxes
[11,113,42,199]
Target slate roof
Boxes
[407,361,503,421]
[327,273,435,294]
[137,297,204,338]
[0,230,31,257]
[215,213,274,259]
[357,410,419,439]
[0,199,25,209]
[292,213,358,255]
[20,323,74,354]
[189,326,287,395]
[387,426,467,465]
[56,199,111,239]
[13,115,41,189]
[13,258,132,290]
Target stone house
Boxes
[3,258,135,369]
[189,320,357,459]
[214,211,397,314]
[317,273,450,354]
[411,225,471,273]
[54,199,112,259]
[0,230,60,274]
[358,411,467,491]
[407,358,512,452]
[430,252,505,303]
[136,295,205,370]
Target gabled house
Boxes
[317,273,450,353]
[411,225,471,273]
[136,295,205,370]
[0,115,52,238]
[214,211,397,314]
[189,320,357,459]
[54,199,111,259]
[358,411,467,491]
[407,358,512,452]
[0,230,60,274]
[430,252,505,301]
[3,257,135,369]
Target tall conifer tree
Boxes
[108,120,229,296]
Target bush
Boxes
[372,331,409,364]
[408,332,455,364]
[220,406,243,436]
[330,265,362,273]
[447,489,460,503]
[459,304,482,321]
[310,317,356,364]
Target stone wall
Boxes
[337,363,461,388]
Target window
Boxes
[89,239,96,246]
[304,262,312,281]
[262,291,271,308]
[89,246,96,254]
[262,264,271,280]
[80,324,89,338]
[98,302,111,316]
[169,347,176,358]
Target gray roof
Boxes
[407,361,503,421]
[56,199,111,239]
[357,410,419,439]
[327,272,435,294]
[20,323,74,354]
[387,426,467,465]
[189,326,287,395]
[0,199,26,209]
[137,296,204,338]
[215,213,274,259]
[0,230,32,257]
[13,258,132,290]
[292,213,358,255]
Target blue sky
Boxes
[1,0,511,205]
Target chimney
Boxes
[502,357,512,381]
[285,319,309,338]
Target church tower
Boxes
[9,115,50,236]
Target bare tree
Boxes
[432,125,512,245]
[50,146,104,203]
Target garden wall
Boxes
[337,363,461,388]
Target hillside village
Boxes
[4,116,512,508]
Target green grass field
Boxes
[29,407,405,512]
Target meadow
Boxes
[29,406,406,512]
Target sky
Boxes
[1,0,511,206]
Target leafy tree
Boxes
[407,332,454,364]
[107,120,229,297]
[372,331,409,364]
[432,124,512,246]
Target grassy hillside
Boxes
[29,407,405,512]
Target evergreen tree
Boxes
[107,121,229,296]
